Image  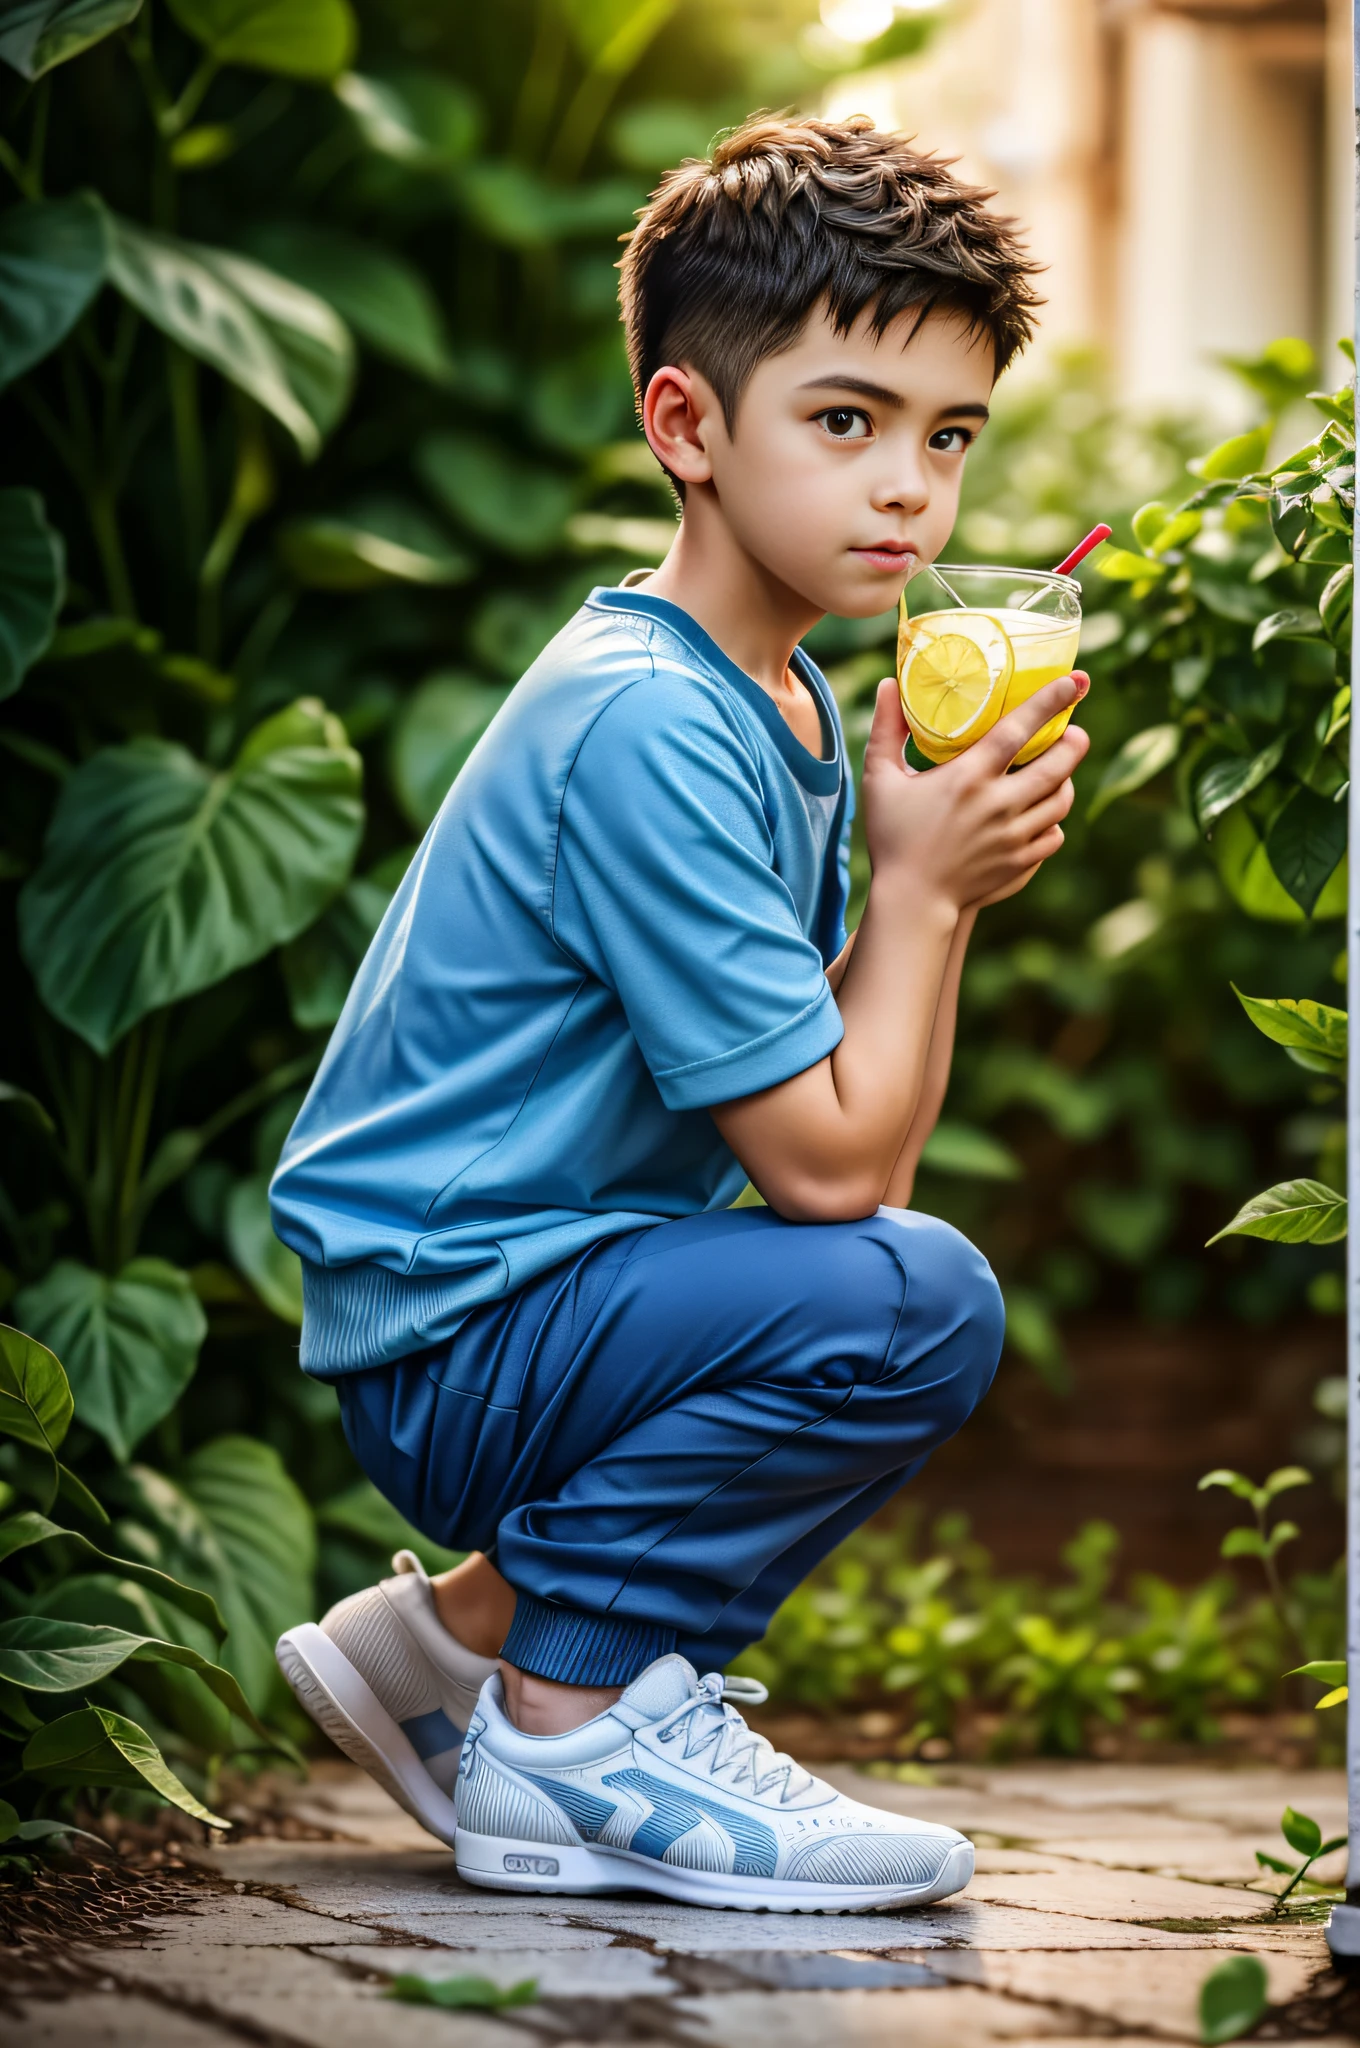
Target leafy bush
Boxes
[735,1502,1342,1757]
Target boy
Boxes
[271,113,1087,1913]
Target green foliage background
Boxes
[0,0,1351,1820]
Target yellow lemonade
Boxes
[899,605,1081,766]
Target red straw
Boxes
[1053,524,1112,577]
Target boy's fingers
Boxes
[1007,720,1090,806]
[863,676,911,773]
[976,671,1089,775]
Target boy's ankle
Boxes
[429,1552,517,1660]
[500,1664,623,1736]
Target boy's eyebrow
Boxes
[797,376,991,422]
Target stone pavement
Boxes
[7,1758,1355,2045]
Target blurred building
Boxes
[825,0,1352,416]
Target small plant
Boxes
[386,1973,538,2010]
[992,1614,1139,1757]
[1253,1805,1347,1908]
[1288,1658,1348,1710]
[1196,1466,1312,1653]
[1198,1954,1268,2044]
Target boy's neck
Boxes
[642,493,825,697]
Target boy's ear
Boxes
[642,364,718,487]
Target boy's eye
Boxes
[816,407,871,441]
[929,426,975,454]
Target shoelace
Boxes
[654,1671,814,1803]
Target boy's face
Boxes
[654,301,995,619]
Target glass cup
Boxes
[897,564,1082,766]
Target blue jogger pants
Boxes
[337,1205,1004,1687]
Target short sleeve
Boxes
[554,680,843,1111]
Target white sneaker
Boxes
[454,1653,973,1913]
[276,1550,498,1846]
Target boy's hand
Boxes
[861,671,1090,914]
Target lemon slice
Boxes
[898,608,1013,763]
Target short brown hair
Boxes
[619,113,1042,430]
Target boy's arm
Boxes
[881,903,975,1207]
[711,673,1088,1221]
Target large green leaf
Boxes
[1086,723,1180,823]
[417,431,574,556]
[457,165,640,250]
[335,68,480,167]
[1265,784,1348,917]
[110,1436,315,1709]
[0,194,107,387]
[1211,805,1347,924]
[1207,1178,1347,1247]
[1232,988,1347,1076]
[15,1260,206,1462]
[0,1510,225,1637]
[388,672,510,831]
[0,491,64,703]
[278,498,472,590]
[0,1616,274,1746]
[0,0,141,78]
[280,864,397,1027]
[104,212,352,458]
[918,1120,1023,1182]
[1198,1955,1268,2046]
[1195,737,1286,833]
[245,222,454,384]
[224,1175,302,1323]
[167,0,354,78]
[22,1704,228,1826]
[18,698,363,1053]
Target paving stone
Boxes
[547,1898,1210,1951]
[912,1945,1321,2041]
[90,1943,538,2048]
[5,1992,242,2047]
[672,1985,1086,2045]
[1029,1834,1298,1883]
[327,1942,677,1995]
[132,1890,385,1946]
[964,1863,1266,1922]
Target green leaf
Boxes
[1288,1660,1347,1686]
[417,431,574,557]
[316,1479,464,1575]
[244,223,455,385]
[1253,606,1326,652]
[22,1704,229,1826]
[1320,564,1352,650]
[1002,1287,1069,1396]
[0,194,107,387]
[456,165,640,250]
[0,1617,275,1748]
[19,698,363,1053]
[1198,1953,1267,2043]
[1264,785,1348,918]
[15,1259,206,1462]
[1232,989,1346,1073]
[224,1176,302,1323]
[1281,1806,1322,1858]
[1207,1179,1347,1248]
[1220,1527,1267,1559]
[0,1322,72,1456]
[110,1436,315,1710]
[1210,805,1347,925]
[278,498,472,590]
[1196,739,1286,833]
[1219,337,1317,416]
[1198,1469,1259,1501]
[104,211,352,459]
[918,1120,1022,1182]
[529,340,634,455]
[609,99,716,171]
[1087,724,1180,822]
[0,1510,224,1637]
[388,672,510,832]
[0,0,142,78]
[1262,1465,1311,1499]
[280,866,396,1029]
[335,68,480,168]
[1096,547,1167,583]
[0,490,65,701]
[1255,1851,1294,1874]
[166,0,355,78]
[1192,426,1272,482]
[386,1974,538,2011]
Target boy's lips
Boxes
[851,543,917,571]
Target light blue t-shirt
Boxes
[270,586,851,1375]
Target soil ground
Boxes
[3,1757,1356,2045]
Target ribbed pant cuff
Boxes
[499,1593,676,1686]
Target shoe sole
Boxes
[454,1830,973,1913]
[275,1623,459,1848]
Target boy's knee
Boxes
[877,1210,1004,1417]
